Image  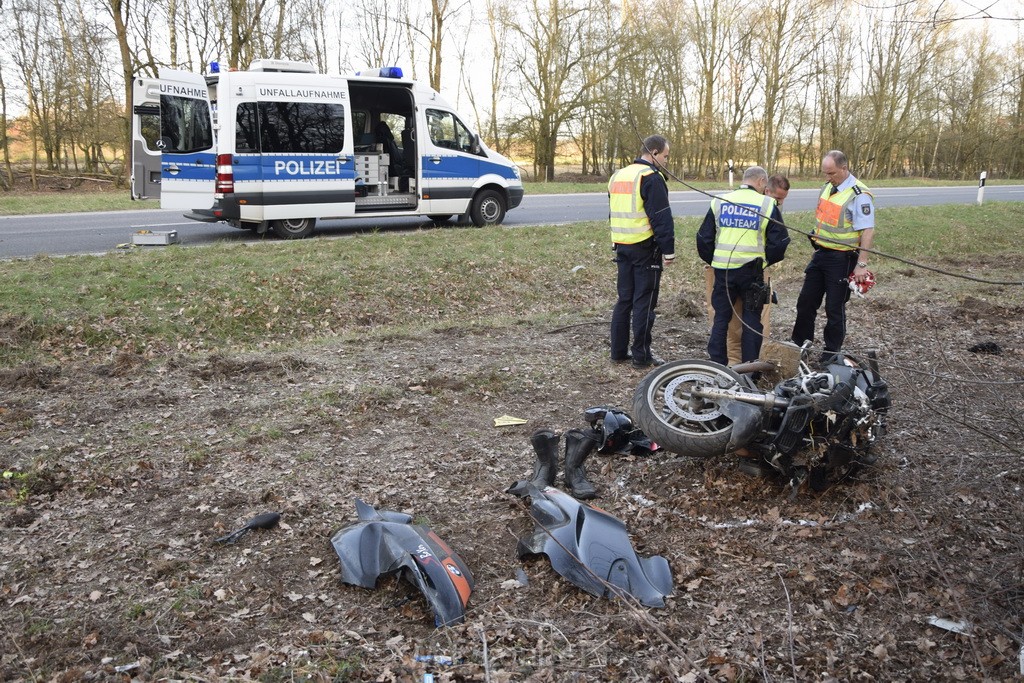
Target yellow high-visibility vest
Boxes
[813,181,872,251]
[710,187,775,269]
[608,163,658,244]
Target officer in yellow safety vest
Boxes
[791,150,875,363]
[608,135,676,369]
[697,166,789,365]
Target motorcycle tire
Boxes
[631,359,747,458]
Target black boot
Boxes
[528,428,560,489]
[563,428,598,499]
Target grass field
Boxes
[1,202,1020,367]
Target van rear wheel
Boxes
[469,189,506,227]
[271,218,315,239]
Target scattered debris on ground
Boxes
[1,282,1022,680]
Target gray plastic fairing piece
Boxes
[509,482,673,607]
[722,399,765,452]
[331,499,474,627]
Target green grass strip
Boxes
[0,203,1020,366]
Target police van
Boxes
[130,59,524,239]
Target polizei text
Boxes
[274,160,344,176]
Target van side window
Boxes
[235,102,259,153]
[352,110,369,147]
[258,102,346,153]
[139,109,160,152]
[425,109,480,156]
[159,95,214,153]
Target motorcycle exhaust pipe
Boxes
[730,360,777,375]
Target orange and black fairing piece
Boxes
[331,499,474,627]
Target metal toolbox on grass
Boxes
[131,230,180,245]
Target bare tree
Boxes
[719,16,757,169]
[227,0,267,68]
[168,0,178,66]
[813,12,856,161]
[931,29,1001,177]
[582,0,652,175]
[749,0,823,169]
[485,0,508,145]
[9,0,50,187]
[652,0,701,175]
[503,0,623,181]
[859,2,951,177]
[354,0,409,69]
[687,0,738,178]
[0,49,10,189]
[403,0,469,91]
[1008,36,1024,176]
[0,0,1021,187]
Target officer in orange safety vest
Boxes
[607,135,676,369]
[791,150,876,363]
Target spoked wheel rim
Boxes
[651,370,733,435]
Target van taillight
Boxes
[216,154,234,194]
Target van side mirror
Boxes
[470,134,482,156]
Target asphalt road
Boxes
[1,184,1022,259]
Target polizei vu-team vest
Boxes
[710,187,775,269]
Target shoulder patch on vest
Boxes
[851,185,862,195]
[861,203,871,215]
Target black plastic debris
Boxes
[968,341,1002,355]
[584,406,660,456]
[507,482,672,607]
[331,499,474,627]
[214,511,281,545]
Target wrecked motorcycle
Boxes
[631,343,890,493]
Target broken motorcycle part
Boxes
[213,511,282,545]
[330,499,474,627]
[583,406,659,456]
[632,343,889,493]
[507,482,672,607]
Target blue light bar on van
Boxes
[210,61,220,73]
[355,66,403,78]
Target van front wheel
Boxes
[469,190,506,227]
[271,218,315,239]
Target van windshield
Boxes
[160,95,214,154]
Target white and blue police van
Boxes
[130,59,523,238]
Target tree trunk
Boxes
[0,46,10,190]
[108,0,134,185]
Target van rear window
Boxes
[160,95,214,153]
[250,101,346,154]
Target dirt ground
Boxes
[1,270,1022,682]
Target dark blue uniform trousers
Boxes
[610,240,662,363]
[708,263,764,365]
[791,248,859,358]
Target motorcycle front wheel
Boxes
[631,359,746,458]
